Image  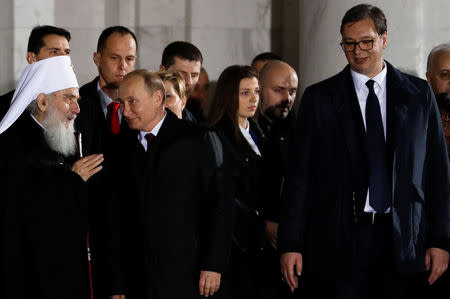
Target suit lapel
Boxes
[385,62,413,206]
[142,110,183,200]
[334,66,368,171]
[385,62,411,155]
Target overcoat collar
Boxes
[334,61,416,161]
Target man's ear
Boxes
[93,52,101,67]
[36,93,50,113]
[381,31,387,50]
[26,52,37,64]
[153,89,164,105]
[159,65,166,71]
[426,72,432,84]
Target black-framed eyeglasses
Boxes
[340,39,377,52]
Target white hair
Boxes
[41,100,77,157]
[427,43,450,73]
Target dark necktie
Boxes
[145,133,154,151]
[365,79,390,213]
[107,101,120,135]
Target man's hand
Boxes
[280,252,303,293]
[199,270,221,297]
[425,247,449,285]
[71,154,104,182]
[110,295,125,299]
[265,220,279,249]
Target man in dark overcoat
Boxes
[107,69,232,299]
[279,4,450,299]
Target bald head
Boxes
[260,60,298,120]
[426,44,450,95]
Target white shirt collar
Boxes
[239,119,250,133]
[97,81,114,111]
[138,111,167,143]
[350,60,387,92]
[239,119,262,156]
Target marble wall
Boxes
[0,0,272,94]
[1,0,448,98]
[298,0,450,95]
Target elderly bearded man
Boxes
[0,56,103,299]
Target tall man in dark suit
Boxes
[74,26,137,299]
[426,43,450,297]
[107,69,232,299]
[256,60,299,298]
[75,26,137,155]
[279,4,450,299]
[0,25,71,120]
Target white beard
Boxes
[42,106,77,157]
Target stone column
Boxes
[0,0,14,93]
[297,0,450,96]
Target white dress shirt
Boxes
[138,112,166,151]
[239,120,261,156]
[97,81,122,123]
[350,61,389,213]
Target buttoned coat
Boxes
[278,62,450,274]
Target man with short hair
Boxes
[0,55,103,299]
[425,45,450,297]
[76,26,137,155]
[187,67,210,122]
[257,60,299,299]
[0,25,71,119]
[251,52,282,73]
[426,44,450,96]
[279,4,450,299]
[107,69,232,299]
[74,25,137,299]
[258,60,298,136]
[159,41,203,122]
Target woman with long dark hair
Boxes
[206,65,266,299]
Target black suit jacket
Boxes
[76,77,130,298]
[76,77,128,156]
[278,62,450,274]
[108,110,233,299]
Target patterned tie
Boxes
[365,79,390,213]
[107,101,120,135]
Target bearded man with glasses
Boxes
[279,4,450,299]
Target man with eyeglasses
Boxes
[279,4,450,299]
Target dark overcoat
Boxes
[107,110,233,299]
[278,62,450,274]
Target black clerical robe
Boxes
[0,113,90,299]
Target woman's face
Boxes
[163,81,185,119]
[237,77,260,122]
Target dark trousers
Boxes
[301,214,430,299]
